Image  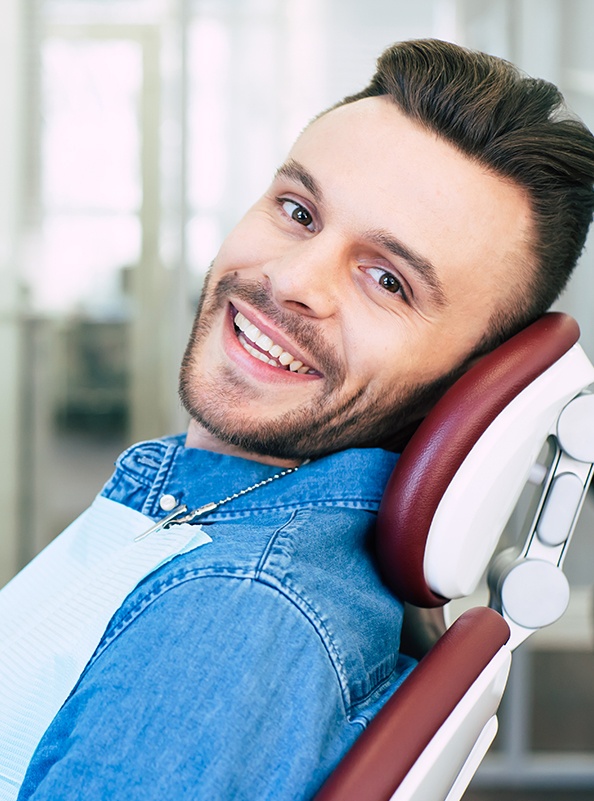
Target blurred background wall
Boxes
[1,0,593,795]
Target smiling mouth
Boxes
[232,309,318,375]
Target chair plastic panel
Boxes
[442,717,499,801]
[489,423,594,649]
[424,342,594,600]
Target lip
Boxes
[224,301,322,382]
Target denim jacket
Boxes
[19,436,415,801]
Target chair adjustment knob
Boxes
[557,394,594,463]
[500,559,570,629]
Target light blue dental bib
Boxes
[0,496,211,800]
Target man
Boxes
[11,39,594,800]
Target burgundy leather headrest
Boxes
[376,312,580,607]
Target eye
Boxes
[278,198,315,231]
[366,267,404,296]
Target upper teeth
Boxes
[234,311,312,373]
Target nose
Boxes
[262,233,344,318]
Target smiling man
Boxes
[179,94,533,461]
[13,39,594,801]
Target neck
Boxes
[184,419,301,468]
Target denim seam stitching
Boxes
[142,444,179,516]
[87,568,357,717]
[110,463,153,489]
[255,572,354,715]
[197,499,381,522]
[253,509,298,581]
[106,440,171,490]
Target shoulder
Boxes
[252,504,411,717]
[94,500,409,720]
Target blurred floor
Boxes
[48,430,127,539]
[465,647,594,800]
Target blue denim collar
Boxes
[118,434,399,520]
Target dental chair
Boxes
[314,312,594,801]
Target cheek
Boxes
[346,316,455,392]
[342,323,400,389]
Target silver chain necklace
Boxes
[135,460,309,542]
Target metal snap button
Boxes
[159,494,178,511]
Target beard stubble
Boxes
[179,271,467,459]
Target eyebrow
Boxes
[274,158,447,308]
[274,159,324,203]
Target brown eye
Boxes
[279,198,315,230]
[366,266,406,300]
[379,272,401,293]
[292,206,313,226]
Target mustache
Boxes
[208,272,346,385]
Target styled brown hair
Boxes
[333,39,594,349]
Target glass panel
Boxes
[42,38,142,214]
[32,37,143,317]
[28,213,140,315]
[22,33,146,555]
[187,213,221,277]
[188,17,229,212]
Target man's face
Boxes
[180,97,533,463]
